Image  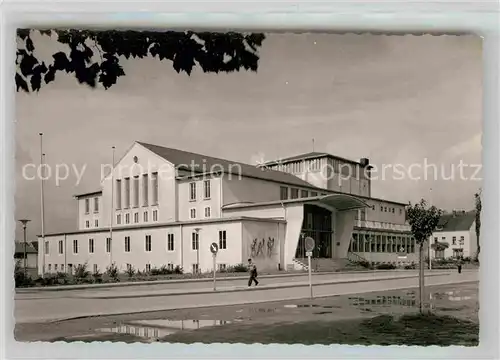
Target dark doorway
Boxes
[295,204,333,258]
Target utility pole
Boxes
[18,219,31,278]
[109,146,116,266]
[39,133,46,277]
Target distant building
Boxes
[14,242,38,269]
[430,210,477,259]
[38,141,415,276]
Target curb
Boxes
[16,269,455,293]
[44,277,476,324]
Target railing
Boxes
[356,220,411,232]
[347,250,370,264]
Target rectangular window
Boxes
[280,186,288,200]
[152,172,158,205]
[124,177,130,208]
[189,182,197,201]
[459,236,465,245]
[143,174,148,206]
[94,219,99,227]
[85,198,90,214]
[145,235,152,252]
[125,213,130,224]
[85,220,90,228]
[44,241,49,255]
[58,240,64,254]
[152,210,158,222]
[124,236,131,252]
[116,179,122,209]
[117,214,121,225]
[167,263,174,271]
[392,208,395,213]
[190,208,196,219]
[94,197,99,213]
[146,264,151,272]
[219,230,227,250]
[167,233,175,251]
[88,238,94,253]
[204,207,211,218]
[61,264,64,272]
[452,236,456,245]
[218,263,227,271]
[133,176,139,208]
[93,264,98,273]
[301,190,308,198]
[204,180,211,199]
[134,212,139,223]
[192,232,199,250]
[291,188,299,199]
[48,264,51,272]
[311,191,318,197]
[106,237,111,253]
[54,264,58,272]
[73,239,78,254]
[143,211,148,222]
[192,263,199,274]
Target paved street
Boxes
[15,270,476,324]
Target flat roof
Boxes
[74,190,102,198]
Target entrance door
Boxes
[295,204,333,258]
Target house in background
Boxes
[430,210,477,259]
[14,242,38,271]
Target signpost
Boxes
[304,237,315,299]
[210,242,219,291]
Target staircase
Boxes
[347,251,370,265]
[292,258,349,272]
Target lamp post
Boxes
[194,228,201,275]
[18,219,31,278]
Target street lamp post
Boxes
[194,228,201,275]
[18,219,31,278]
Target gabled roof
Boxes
[14,242,38,254]
[264,151,362,166]
[435,211,476,232]
[137,141,324,190]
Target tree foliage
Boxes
[16,29,266,92]
[406,199,443,244]
[474,189,481,260]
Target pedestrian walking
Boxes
[457,258,463,274]
[247,258,259,287]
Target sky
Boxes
[15,32,482,241]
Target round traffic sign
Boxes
[304,237,315,252]
[210,242,219,254]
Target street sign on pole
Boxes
[210,242,218,291]
[304,237,315,299]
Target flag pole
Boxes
[109,146,115,266]
[428,188,433,271]
[39,133,46,277]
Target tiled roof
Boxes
[137,142,324,190]
[435,211,476,232]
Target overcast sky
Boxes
[15,32,482,241]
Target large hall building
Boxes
[38,141,416,275]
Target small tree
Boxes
[406,199,442,314]
[474,189,482,262]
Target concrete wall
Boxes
[222,204,285,219]
[431,226,475,258]
[360,199,407,224]
[78,194,103,230]
[177,176,222,221]
[333,210,357,258]
[241,220,284,272]
[283,204,304,269]
[222,176,282,205]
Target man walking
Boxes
[247,258,259,287]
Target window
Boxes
[400,208,403,215]
[143,211,148,222]
[133,176,139,207]
[434,237,438,243]
[88,238,94,253]
[192,232,199,250]
[380,206,383,211]
[134,212,139,223]
[452,236,457,245]
[61,264,64,272]
[167,233,175,251]
[218,263,227,272]
[146,264,151,272]
[94,219,99,227]
[124,236,131,252]
[54,264,58,272]
[93,264,98,273]
[73,239,78,254]
[124,177,130,208]
[167,263,174,271]
[190,208,196,219]
[48,264,51,272]
[85,198,90,214]
[204,180,211,199]
[44,241,49,255]
[126,263,132,271]
[189,182,197,201]
[459,236,465,245]
[301,190,308,198]
[192,263,199,273]
[145,235,152,252]
[204,207,211,218]
[306,213,313,229]
[311,191,318,197]
[106,237,111,253]
[117,214,121,225]
[143,174,148,206]
[291,188,299,199]
[151,172,158,205]
[152,210,158,222]
[392,208,395,213]
[85,220,90,228]
[125,213,130,224]
[58,240,64,254]
[280,186,288,200]
[219,230,227,250]
[116,179,122,209]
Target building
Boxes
[430,210,477,259]
[38,141,415,276]
[14,242,38,270]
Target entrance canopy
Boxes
[313,194,369,211]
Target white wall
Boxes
[222,204,285,219]
[333,209,357,259]
[432,226,475,258]
[177,176,221,222]
[78,195,103,230]
[283,203,304,269]
[241,220,284,272]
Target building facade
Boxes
[430,210,477,259]
[38,142,415,275]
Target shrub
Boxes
[173,265,183,274]
[125,265,136,278]
[92,268,103,283]
[230,263,248,273]
[74,263,91,282]
[404,262,416,270]
[106,262,119,281]
[14,263,34,287]
[376,263,396,270]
